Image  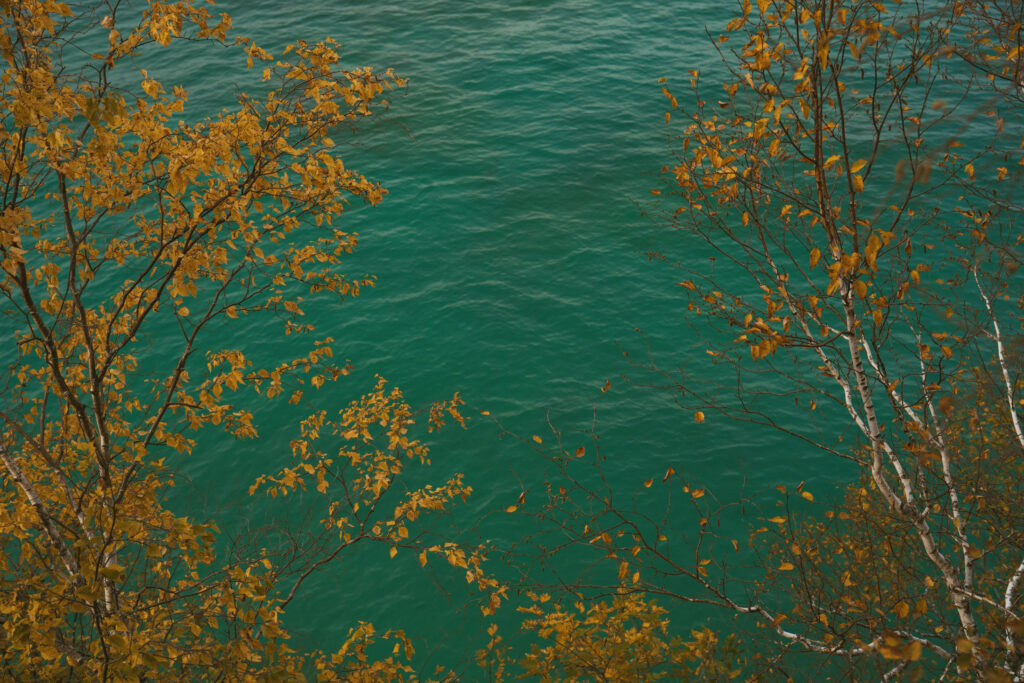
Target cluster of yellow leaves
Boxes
[481,593,744,682]
[250,377,503,606]
[656,0,1017,367]
[314,622,417,682]
[752,380,1024,673]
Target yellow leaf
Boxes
[768,516,787,524]
[389,546,398,559]
[419,551,427,567]
[778,562,795,571]
[574,446,586,457]
[851,174,864,193]
[106,633,128,653]
[849,159,867,174]
[532,435,542,444]
[882,637,923,661]
[694,410,705,423]
[99,564,125,580]
[505,505,518,513]
[800,490,813,501]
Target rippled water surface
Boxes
[141,0,842,666]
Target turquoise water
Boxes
[137,0,837,668]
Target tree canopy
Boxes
[0,1,496,679]
[481,0,1024,679]
[2,0,1023,680]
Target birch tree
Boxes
[493,0,1024,679]
[0,1,496,679]
[657,0,1024,675]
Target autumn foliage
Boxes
[0,1,498,679]
[620,0,1024,677]
[4,0,1024,680]
[477,0,1024,679]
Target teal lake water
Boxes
[135,0,842,669]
